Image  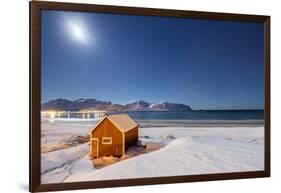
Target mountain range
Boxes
[41,98,192,112]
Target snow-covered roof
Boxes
[107,114,138,132]
[91,114,138,133]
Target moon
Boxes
[66,19,89,45]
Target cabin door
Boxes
[91,138,99,158]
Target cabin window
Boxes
[102,137,112,144]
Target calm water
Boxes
[125,110,264,121]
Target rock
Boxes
[92,158,104,166]
[160,134,176,139]
[145,142,165,150]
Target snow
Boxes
[148,103,157,108]
[40,121,264,184]
[41,143,89,174]
[75,99,86,102]
[41,121,94,153]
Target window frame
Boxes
[102,137,112,144]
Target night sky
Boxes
[41,10,264,110]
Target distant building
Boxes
[89,114,139,158]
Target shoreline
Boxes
[41,118,264,128]
[137,119,264,128]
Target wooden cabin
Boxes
[89,114,139,158]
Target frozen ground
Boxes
[41,121,264,184]
[41,121,92,153]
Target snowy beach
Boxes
[41,120,264,184]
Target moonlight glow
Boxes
[66,19,90,45]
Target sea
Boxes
[126,110,264,121]
[41,110,264,127]
[123,110,264,127]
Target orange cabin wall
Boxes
[91,118,123,157]
[125,126,139,151]
[90,118,139,158]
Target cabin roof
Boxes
[90,114,138,133]
[107,114,138,132]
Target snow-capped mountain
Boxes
[41,98,192,111]
[125,100,151,111]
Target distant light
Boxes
[49,111,56,119]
